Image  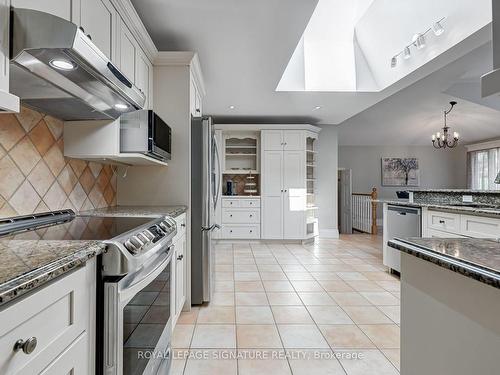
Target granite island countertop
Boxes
[79,205,188,218]
[388,237,500,288]
[0,240,105,306]
[374,199,500,217]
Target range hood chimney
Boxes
[481,1,500,98]
[10,8,145,121]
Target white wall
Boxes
[316,125,339,238]
[338,145,467,219]
[117,65,191,206]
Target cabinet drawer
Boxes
[460,214,500,238]
[222,209,260,224]
[0,267,88,375]
[222,225,260,239]
[427,210,460,234]
[222,199,240,208]
[426,228,468,239]
[239,199,260,208]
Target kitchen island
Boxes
[388,237,500,375]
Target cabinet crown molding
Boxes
[155,52,205,95]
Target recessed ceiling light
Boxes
[49,59,77,71]
[313,106,322,110]
[114,103,128,110]
[228,105,235,109]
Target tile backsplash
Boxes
[0,106,117,219]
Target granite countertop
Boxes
[0,240,105,306]
[374,199,500,217]
[388,237,500,288]
[79,205,188,218]
[407,189,500,194]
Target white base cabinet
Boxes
[0,259,96,375]
[220,197,261,239]
[422,208,500,239]
[172,213,188,327]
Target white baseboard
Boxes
[319,228,339,239]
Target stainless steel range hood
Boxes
[10,8,146,121]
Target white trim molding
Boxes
[319,228,340,239]
[465,139,500,152]
[214,123,321,133]
[154,52,206,96]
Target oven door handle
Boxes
[119,246,173,303]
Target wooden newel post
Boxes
[370,187,378,235]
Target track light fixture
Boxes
[390,17,446,68]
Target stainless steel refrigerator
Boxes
[191,116,221,304]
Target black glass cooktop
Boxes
[1,216,155,241]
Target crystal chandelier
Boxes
[432,101,459,149]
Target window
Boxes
[468,148,500,190]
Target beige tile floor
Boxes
[172,234,400,375]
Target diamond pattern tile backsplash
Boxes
[0,106,117,219]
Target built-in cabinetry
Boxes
[12,0,155,109]
[0,0,20,112]
[63,118,169,166]
[0,260,96,375]
[221,197,261,239]
[213,125,321,241]
[261,130,318,240]
[172,213,187,326]
[422,208,500,238]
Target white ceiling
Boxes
[131,0,497,133]
[338,42,500,146]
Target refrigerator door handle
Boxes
[213,134,222,210]
[202,224,221,232]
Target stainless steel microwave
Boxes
[120,110,172,161]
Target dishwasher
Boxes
[383,205,421,273]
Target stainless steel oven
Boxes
[104,246,173,375]
[120,110,172,162]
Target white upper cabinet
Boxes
[117,19,137,83]
[11,0,81,23]
[190,77,203,117]
[80,0,117,60]
[262,130,284,151]
[136,49,153,109]
[283,131,305,151]
[262,130,305,151]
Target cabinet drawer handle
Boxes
[181,223,186,227]
[230,230,233,233]
[230,214,233,217]
[14,337,37,355]
[439,220,445,224]
[249,214,253,218]
[177,254,184,261]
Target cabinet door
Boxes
[11,0,81,23]
[283,151,306,239]
[262,196,283,239]
[175,235,186,316]
[80,0,116,60]
[38,334,88,375]
[283,131,305,151]
[262,130,283,151]
[118,19,137,83]
[262,151,283,238]
[136,49,152,109]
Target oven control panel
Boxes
[123,217,177,254]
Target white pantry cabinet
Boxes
[0,260,96,375]
[262,130,305,151]
[261,131,307,240]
